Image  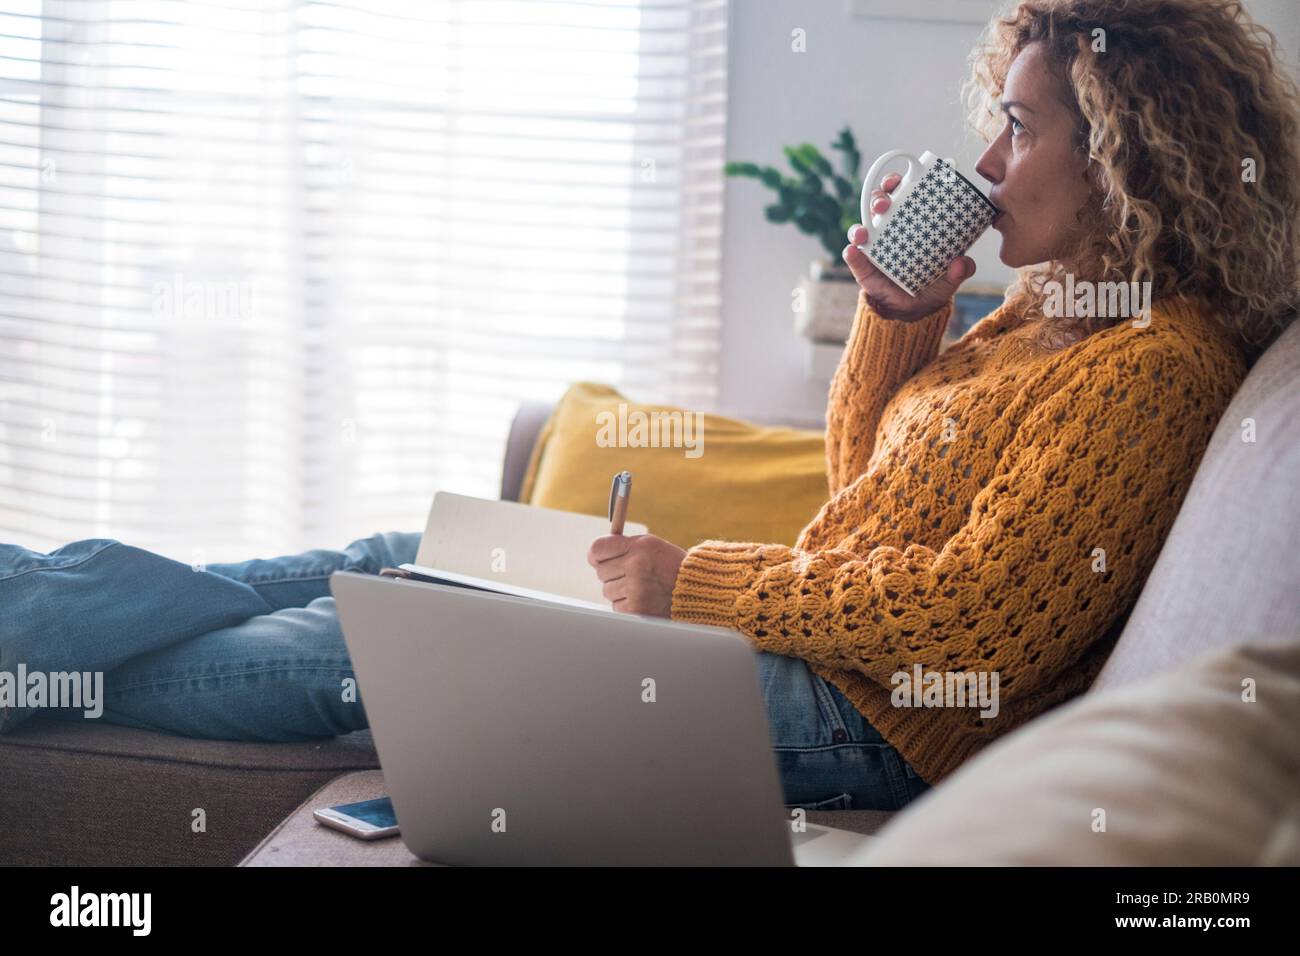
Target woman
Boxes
[2,0,1297,814]
[588,0,1299,800]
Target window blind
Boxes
[0,0,729,562]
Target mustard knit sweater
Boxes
[669,289,1248,785]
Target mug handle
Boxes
[858,150,923,251]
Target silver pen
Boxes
[607,471,632,535]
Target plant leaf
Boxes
[724,160,760,177]
[764,203,792,223]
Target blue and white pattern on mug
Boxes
[868,158,998,295]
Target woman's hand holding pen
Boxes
[587,534,686,618]
[592,469,685,617]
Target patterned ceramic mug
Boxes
[857,149,999,296]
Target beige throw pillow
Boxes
[853,640,1300,866]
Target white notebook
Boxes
[394,492,648,611]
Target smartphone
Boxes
[312,796,400,840]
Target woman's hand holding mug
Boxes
[842,150,998,322]
[842,173,977,322]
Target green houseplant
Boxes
[724,126,863,264]
[725,126,866,342]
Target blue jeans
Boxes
[0,533,930,812]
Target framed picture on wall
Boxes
[848,0,1001,23]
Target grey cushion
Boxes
[1093,319,1300,694]
[500,401,554,501]
[0,720,378,865]
[854,639,1300,866]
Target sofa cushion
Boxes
[0,719,378,865]
[1093,319,1300,693]
[518,381,829,549]
[852,640,1300,866]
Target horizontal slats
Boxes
[0,0,727,561]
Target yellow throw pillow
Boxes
[519,382,829,550]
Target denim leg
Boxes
[756,650,932,812]
[0,531,420,735]
[0,539,276,684]
[205,531,422,610]
[49,595,369,741]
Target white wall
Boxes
[717,0,1300,424]
[1252,0,1300,68]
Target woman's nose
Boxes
[975,142,1002,186]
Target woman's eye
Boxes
[1010,116,1026,135]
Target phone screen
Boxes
[332,797,397,828]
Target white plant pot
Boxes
[794,260,861,344]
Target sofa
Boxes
[2,317,1297,867]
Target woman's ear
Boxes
[1081,154,1106,196]
[1068,169,1106,246]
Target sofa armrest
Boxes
[500,401,555,502]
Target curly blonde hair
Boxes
[963,0,1300,360]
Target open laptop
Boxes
[330,570,878,866]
